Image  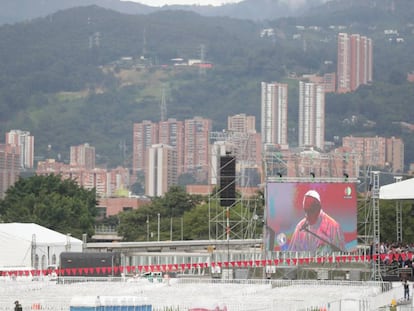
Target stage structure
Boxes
[208,131,261,241]
[262,145,361,179]
[394,176,403,243]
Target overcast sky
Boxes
[122,0,244,6]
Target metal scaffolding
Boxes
[208,131,260,241]
[370,171,382,281]
[262,147,361,179]
[394,176,403,243]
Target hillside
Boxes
[0,0,333,26]
[0,4,413,170]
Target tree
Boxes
[117,186,205,241]
[0,174,98,239]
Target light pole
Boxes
[170,217,173,240]
[169,203,172,241]
[157,213,160,241]
[181,217,183,241]
[146,215,149,241]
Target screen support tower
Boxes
[395,176,403,243]
[370,171,382,282]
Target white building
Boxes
[145,144,177,197]
[0,223,82,269]
[298,81,325,150]
[5,129,34,169]
[260,82,288,149]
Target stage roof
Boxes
[379,177,414,200]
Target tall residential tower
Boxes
[5,130,34,169]
[337,33,373,93]
[260,82,288,149]
[298,81,325,150]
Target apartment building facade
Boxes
[183,117,212,181]
[158,118,185,175]
[342,136,404,173]
[132,120,159,174]
[145,144,177,197]
[0,144,20,198]
[337,33,373,93]
[261,82,289,149]
[298,81,325,150]
[227,114,262,166]
[70,143,95,169]
[5,129,34,169]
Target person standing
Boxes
[289,190,345,252]
[404,279,410,300]
[14,301,22,311]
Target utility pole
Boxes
[160,84,167,122]
[146,215,149,241]
[157,213,160,242]
[199,44,206,77]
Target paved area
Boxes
[0,277,397,311]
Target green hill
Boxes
[0,4,413,171]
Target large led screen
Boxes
[265,182,357,253]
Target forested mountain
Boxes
[0,3,414,171]
[0,0,333,26]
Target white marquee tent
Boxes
[0,223,82,269]
[379,177,414,200]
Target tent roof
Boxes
[0,223,82,245]
[379,177,414,200]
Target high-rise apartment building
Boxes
[158,118,184,175]
[36,160,130,198]
[210,141,229,185]
[70,143,95,169]
[337,33,373,93]
[132,121,159,174]
[280,147,360,178]
[5,130,34,169]
[145,144,177,197]
[261,82,288,149]
[0,144,20,198]
[386,137,405,173]
[298,81,325,150]
[227,114,261,166]
[304,73,337,93]
[183,117,212,179]
[343,136,404,173]
[133,117,211,187]
[228,114,256,134]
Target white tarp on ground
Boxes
[379,177,414,200]
[0,223,82,269]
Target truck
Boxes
[59,252,122,277]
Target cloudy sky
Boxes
[123,0,244,6]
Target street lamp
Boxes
[170,204,173,241]
[170,217,173,240]
[181,217,183,241]
[157,213,160,242]
[146,215,149,241]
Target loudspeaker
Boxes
[219,155,236,207]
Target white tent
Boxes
[0,223,82,269]
[379,177,414,200]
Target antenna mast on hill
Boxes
[142,28,147,57]
[160,84,167,122]
[199,44,206,77]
